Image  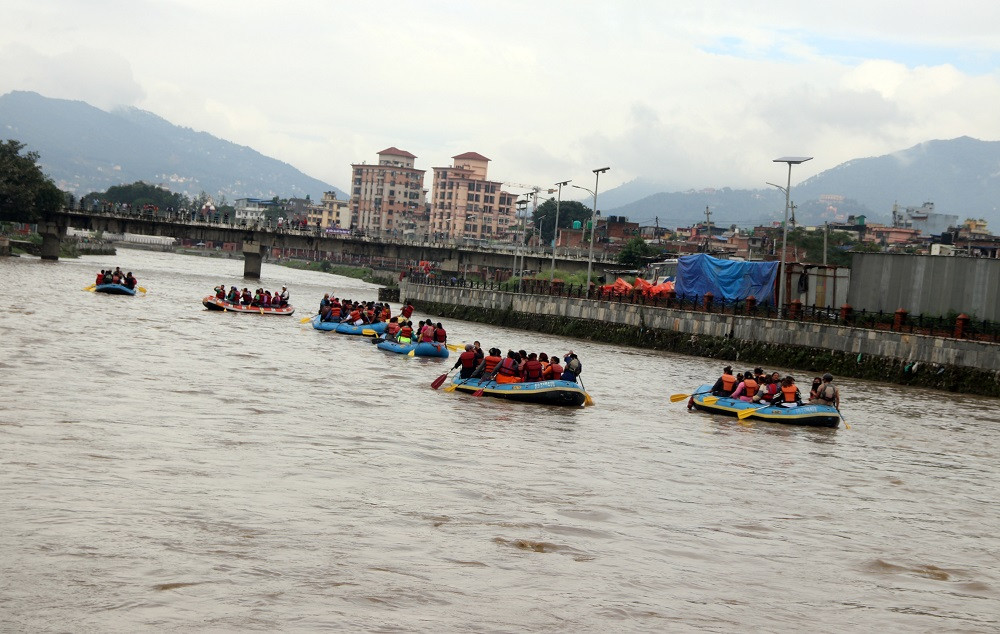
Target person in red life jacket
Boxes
[472,347,503,378]
[96,270,106,286]
[401,301,414,319]
[521,353,544,382]
[123,272,137,290]
[241,288,252,305]
[434,322,447,343]
[752,375,778,403]
[111,271,121,285]
[452,344,479,379]
[330,301,342,320]
[491,350,522,384]
[319,303,333,322]
[710,366,737,397]
[398,321,414,344]
[382,302,392,320]
[771,376,802,407]
[364,304,375,323]
[542,353,563,380]
[226,286,240,303]
[215,284,226,300]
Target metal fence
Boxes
[408,275,1000,343]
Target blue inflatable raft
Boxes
[413,341,449,358]
[689,383,841,427]
[376,339,417,355]
[448,376,589,407]
[95,283,137,296]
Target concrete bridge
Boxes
[41,209,617,279]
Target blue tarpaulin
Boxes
[673,254,779,304]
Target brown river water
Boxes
[2,248,999,632]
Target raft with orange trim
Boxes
[202,296,295,316]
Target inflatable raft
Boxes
[413,341,449,358]
[448,376,588,407]
[689,383,841,427]
[376,339,417,354]
[95,283,137,296]
[335,321,387,335]
[202,296,295,316]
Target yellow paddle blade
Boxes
[300,316,313,323]
[83,284,96,291]
[446,343,463,352]
[408,350,415,356]
[583,392,594,407]
[738,406,766,420]
[137,286,147,293]
[669,393,691,402]
[443,383,458,392]
[362,329,376,336]
[701,396,719,405]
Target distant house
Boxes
[233,198,275,223]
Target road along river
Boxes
[1,248,998,631]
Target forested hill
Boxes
[0,91,344,201]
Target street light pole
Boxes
[573,167,609,294]
[771,156,812,318]
[550,180,571,279]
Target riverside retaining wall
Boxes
[401,281,1000,396]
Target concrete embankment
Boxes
[401,281,1000,397]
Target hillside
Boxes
[605,137,1000,229]
[0,91,344,201]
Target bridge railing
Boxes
[407,275,1000,343]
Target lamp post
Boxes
[771,156,812,318]
[573,167,609,293]
[550,180,571,279]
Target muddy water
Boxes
[1,249,998,631]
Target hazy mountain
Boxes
[604,137,1000,229]
[0,91,345,201]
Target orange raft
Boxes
[202,296,295,316]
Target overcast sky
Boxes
[4,1,1000,194]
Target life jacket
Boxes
[483,355,502,373]
[216,288,225,299]
[496,357,518,376]
[781,384,798,403]
[97,274,105,285]
[545,362,563,379]
[458,350,477,368]
[721,373,736,392]
[419,327,434,342]
[816,384,837,403]
[434,327,447,342]
[261,294,271,306]
[743,379,758,397]
[400,326,413,339]
[522,360,543,381]
[330,306,341,317]
[349,310,361,322]
[402,305,414,318]
[387,322,400,335]
[365,309,375,322]
[112,275,120,284]
[382,307,390,319]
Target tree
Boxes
[531,198,593,245]
[784,227,864,267]
[0,140,65,222]
[617,237,660,267]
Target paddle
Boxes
[137,286,147,293]
[83,284,96,291]
[578,377,595,407]
[737,402,773,420]
[430,370,453,389]
[472,378,493,397]
[670,390,714,403]
[836,406,851,430]
[445,343,463,352]
[300,315,315,323]
[362,329,377,336]
[444,375,470,392]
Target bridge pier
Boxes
[40,222,66,260]
[242,241,262,279]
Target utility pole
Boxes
[655,216,661,244]
[823,221,829,266]
[703,206,712,253]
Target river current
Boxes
[1,248,998,632]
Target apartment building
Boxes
[307,191,349,229]
[429,152,516,242]
[350,147,426,236]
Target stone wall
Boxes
[400,281,1000,396]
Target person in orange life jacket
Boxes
[452,344,479,379]
[491,350,523,384]
[561,352,582,382]
[771,376,802,407]
[543,353,563,380]
[730,370,759,402]
[472,347,503,378]
[521,353,544,382]
[401,301,414,319]
[538,353,550,376]
[434,322,447,343]
[710,366,737,397]
[348,307,363,326]
[726,371,745,398]
[515,349,528,375]
[398,320,414,344]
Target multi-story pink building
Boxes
[429,152,516,242]
[350,147,426,237]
